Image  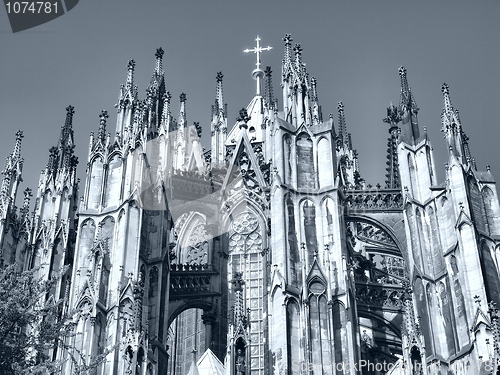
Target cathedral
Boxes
[1,34,500,375]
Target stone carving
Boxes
[229,211,262,254]
[186,224,209,265]
[344,189,403,211]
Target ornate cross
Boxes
[243,35,272,72]
[244,36,272,95]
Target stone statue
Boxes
[236,349,246,375]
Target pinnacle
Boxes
[441,83,450,95]
[155,47,164,60]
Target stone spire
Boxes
[397,67,420,144]
[211,73,227,167]
[126,59,135,90]
[441,83,475,168]
[154,47,164,76]
[160,91,172,133]
[115,60,138,140]
[282,33,293,69]
[310,76,321,125]
[213,72,226,116]
[337,102,348,148]
[58,106,77,170]
[178,93,187,128]
[264,66,274,109]
[97,110,109,144]
[383,103,401,189]
[0,130,24,207]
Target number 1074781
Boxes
[5,2,59,14]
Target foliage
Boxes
[0,264,93,375]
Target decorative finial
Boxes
[283,34,292,46]
[65,105,75,128]
[310,77,318,102]
[155,47,164,60]
[98,110,109,141]
[237,108,251,129]
[126,60,135,87]
[337,101,347,145]
[244,36,272,96]
[155,48,164,74]
[231,272,245,292]
[383,102,401,129]
[161,92,172,129]
[441,83,452,113]
[264,66,274,108]
[214,72,225,115]
[398,66,409,94]
[180,93,187,103]
[13,130,24,159]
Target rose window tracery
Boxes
[229,211,262,254]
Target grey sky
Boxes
[1,1,499,202]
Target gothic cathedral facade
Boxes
[1,35,500,375]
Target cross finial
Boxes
[244,36,272,95]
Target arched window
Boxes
[414,278,433,355]
[468,177,487,232]
[283,134,292,184]
[88,158,104,209]
[482,187,499,234]
[308,283,330,374]
[104,154,122,207]
[449,256,469,346]
[317,138,333,188]
[302,200,318,267]
[228,210,265,375]
[285,194,300,286]
[148,266,159,338]
[296,134,315,189]
[286,301,300,371]
[427,206,445,276]
[480,243,500,306]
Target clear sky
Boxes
[1,1,500,204]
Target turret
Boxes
[35,106,78,224]
[211,72,227,167]
[263,66,275,110]
[115,60,138,141]
[395,68,435,201]
[0,130,24,212]
[0,131,24,264]
[145,48,166,137]
[383,102,401,188]
[336,102,361,188]
[173,93,188,170]
[441,83,476,169]
[398,66,420,145]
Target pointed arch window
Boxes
[228,210,265,375]
[308,281,330,374]
[296,134,315,189]
[482,187,499,234]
